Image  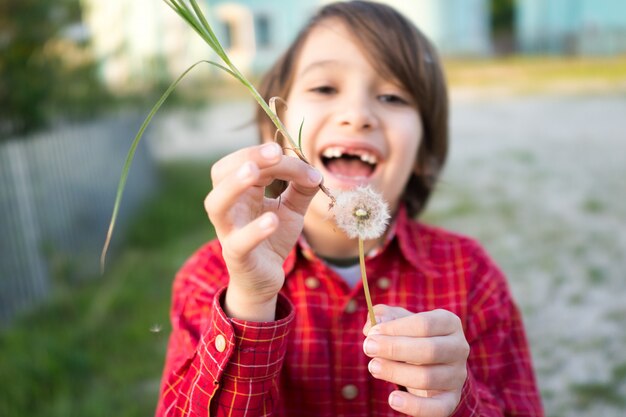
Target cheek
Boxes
[404,114,422,165]
[393,125,421,172]
[285,103,322,152]
[284,102,308,139]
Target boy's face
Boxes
[284,20,422,230]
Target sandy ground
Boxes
[439,92,626,416]
[149,92,626,416]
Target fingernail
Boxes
[368,325,381,335]
[389,393,405,408]
[363,338,379,355]
[307,167,322,184]
[368,360,381,374]
[376,315,391,324]
[260,143,281,159]
[237,162,254,179]
[259,214,276,230]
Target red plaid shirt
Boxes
[156,207,543,416]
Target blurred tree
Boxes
[0,0,111,140]
[490,0,516,54]
[490,0,515,34]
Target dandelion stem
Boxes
[359,238,376,327]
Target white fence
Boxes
[0,116,157,325]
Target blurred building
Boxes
[208,0,491,69]
[381,0,491,56]
[81,0,626,90]
[517,0,626,55]
[80,0,490,90]
[80,0,212,91]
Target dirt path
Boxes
[438,93,626,416]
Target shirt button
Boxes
[377,276,391,290]
[341,384,358,400]
[305,277,320,289]
[302,249,315,261]
[215,334,226,353]
[345,299,357,314]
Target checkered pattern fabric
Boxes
[156,207,543,416]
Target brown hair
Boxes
[256,0,448,217]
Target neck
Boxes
[302,214,384,259]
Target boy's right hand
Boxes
[204,142,322,322]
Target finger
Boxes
[211,142,283,185]
[257,155,322,191]
[221,212,279,261]
[275,173,322,216]
[363,334,468,364]
[368,358,466,391]
[363,304,412,336]
[369,309,462,338]
[206,155,321,227]
[388,390,460,417]
[204,161,261,229]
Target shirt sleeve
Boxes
[451,242,544,417]
[155,244,295,417]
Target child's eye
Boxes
[378,94,408,105]
[310,86,337,95]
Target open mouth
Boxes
[320,146,379,179]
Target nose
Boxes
[334,93,378,131]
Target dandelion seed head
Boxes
[332,185,390,240]
[354,208,369,218]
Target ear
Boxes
[412,148,424,176]
[412,163,421,176]
[412,149,438,188]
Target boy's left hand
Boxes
[362,305,470,417]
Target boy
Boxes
[156,2,543,416]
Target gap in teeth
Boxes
[321,147,377,165]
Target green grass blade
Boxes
[170,0,227,61]
[298,118,305,152]
[189,0,222,50]
[161,1,298,152]
[164,0,220,52]
[100,59,237,272]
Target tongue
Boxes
[326,158,373,177]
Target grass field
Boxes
[425,94,626,416]
[445,55,626,95]
[0,163,215,417]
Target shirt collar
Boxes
[282,204,438,277]
[393,205,439,275]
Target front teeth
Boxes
[360,153,377,164]
[322,147,343,158]
[321,146,378,165]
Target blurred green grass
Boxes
[445,55,626,94]
[0,162,215,417]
